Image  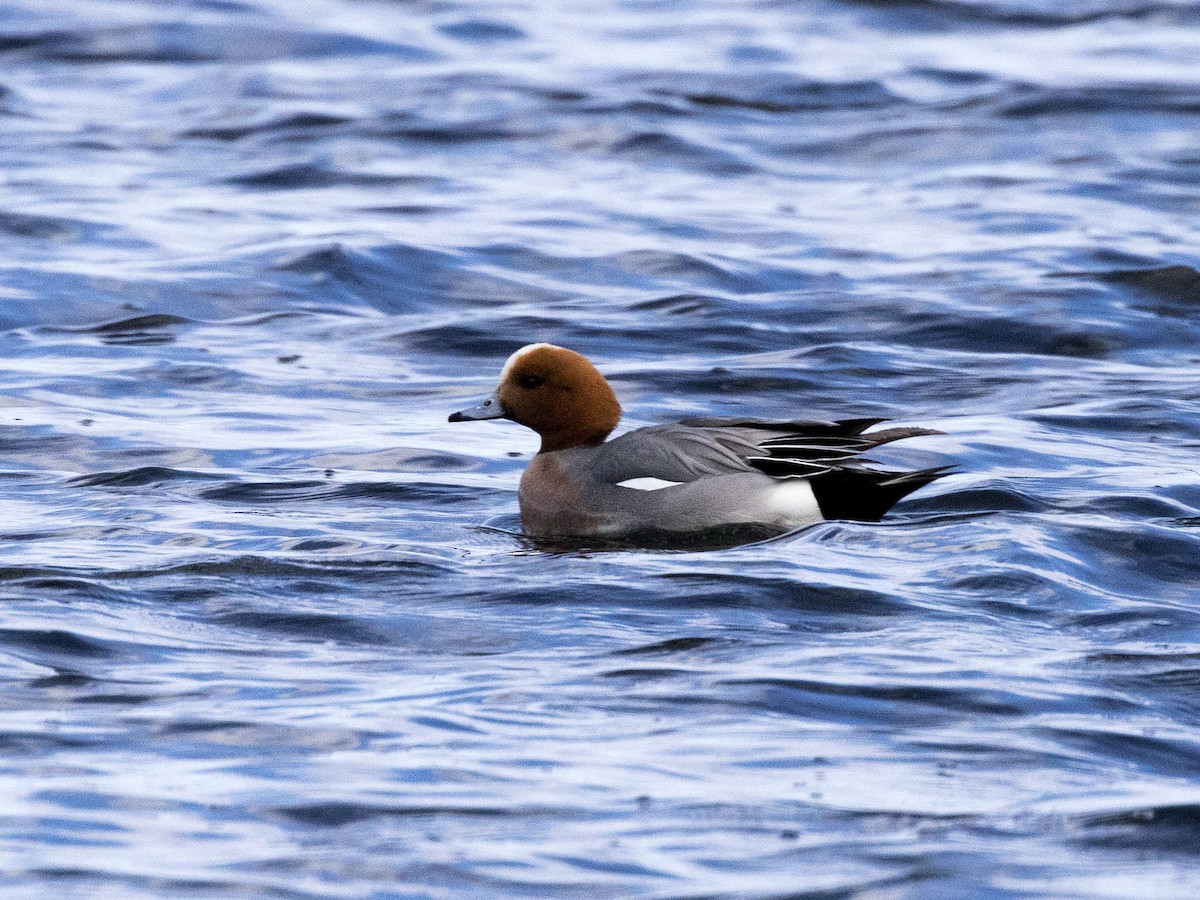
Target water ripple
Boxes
[2,0,1200,896]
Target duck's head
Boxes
[449,343,622,453]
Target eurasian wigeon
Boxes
[449,343,948,539]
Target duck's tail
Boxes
[809,465,953,523]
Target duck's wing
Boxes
[587,422,763,484]
[678,417,952,522]
[682,417,942,479]
[591,418,943,484]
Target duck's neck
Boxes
[538,427,611,454]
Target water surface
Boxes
[2,1,1200,897]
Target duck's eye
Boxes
[517,374,545,389]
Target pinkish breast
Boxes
[518,453,605,537]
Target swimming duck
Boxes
[449,343,947,538]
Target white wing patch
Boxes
[617,477,685,491]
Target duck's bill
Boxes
[448,392,506,422]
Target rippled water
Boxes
[2,1,1200,897]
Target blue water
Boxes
[2,1,1200,897]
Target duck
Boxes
[449,343,948,539]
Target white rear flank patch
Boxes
[617,477,685,491]
[765,477,823,526]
